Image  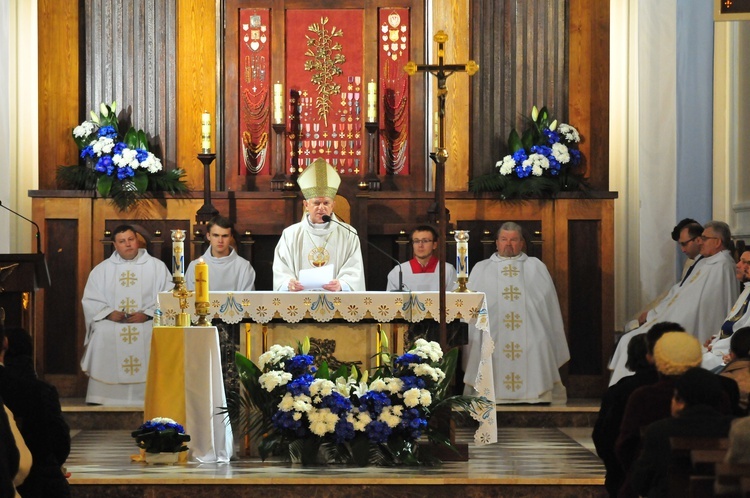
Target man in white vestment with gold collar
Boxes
[80,225,172,405]
[462,222,570,404]
[609,221,739,385]
[273,158,365,292]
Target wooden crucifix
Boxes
[405,31,478,351]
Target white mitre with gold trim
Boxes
[297,158,341,199]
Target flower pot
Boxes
[144,451,185,464]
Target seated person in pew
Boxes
[703,250,750,371]
[462,222,569,404]
[185,215,256,292]
[631,367,735,498]
[273,158,365,292]
[80,225,172,406]
[386,225,457,292]
[717,328,750,414]
[593,323,682,498]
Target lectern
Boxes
[0,254,51,330]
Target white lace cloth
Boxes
[159,291,497,445]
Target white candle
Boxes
[201,111,211,152]
[367,80,377,122]
[172,240,184,278]
[273,82,284,124]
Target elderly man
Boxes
[273,158,365,292]
[702,250,750,370]
[610,221,739,385]
[386,225,457,292]
[462,222,570,404]
[80,225,172,405]
[186,215,256,291]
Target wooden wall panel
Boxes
[177,0,216,188]
[38,0,81,190]
[469,0,568,180]
[84,0,178,170]
[433,0,471,192]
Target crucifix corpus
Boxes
[405,31,478,351]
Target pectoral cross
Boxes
[405,31,478,349]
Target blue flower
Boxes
[285,354,314,376]
[394,353,422,367]
[117,165,135,180]
[113,142,128,155]
[569,148,582,166]
[543,128,561,144]
[365,420,392,443]
[319,392,352,415]
[400,408,428,439]
[80,145,95,159]
[95,155,112,174]
[530,145,552,157]
[512,149,528,163]
[135,148,149,163]
[271,410,307,437]
[286,374,314,396]
[514,163,532,178]
[334,418,355,443]
[98,125,118,139]
[359,391,391,416]
[400,375,426,390]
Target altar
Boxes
[158,291,498,444]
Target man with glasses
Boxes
[462,221,570,404]
[385,225,457,291]
[610,220,739,385]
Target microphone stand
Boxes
[322,215,404,291]
[0,200,42,254]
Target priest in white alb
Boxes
[273,158,365,292]
[463,222,570,404]
[186,215,256,291]
[609,221,739,385]
[80,225,172,405]
[386,225,457,291]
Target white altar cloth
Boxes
[158,291,497,445]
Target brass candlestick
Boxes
[172,276,194,326]
[195,300,210,326]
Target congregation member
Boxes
[702,250,750,370]
[592,322,683,497]
[80,225,172,405]
[386,225,457,292]
[717,327,750,413]
[630,367,735,498]
[0,326,70,497]
[186,215,256,291]
[2,400,30,498]
[273,158,365,292]
[462,222,569,404]
[609,221,738,385]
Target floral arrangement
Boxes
[226,335,490,466]
[56,102,188,211]
[131,417,191,454]
[470,106,589,198]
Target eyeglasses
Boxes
[701,235,719,241]
[411,239,434,245]
[678,236,698,247]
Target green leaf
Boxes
[133,170,149,192]
[315,361,330,379]
[137,129,149,150]
[350,434,371,467]
[508,129,523,153]
[124,127,138,149]
[96,174,113,198]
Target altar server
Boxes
[609,221,739,385]
[186,215,256,291]
[462,222,570,404]
[273,158,365,292]
[386,225,457,292]
[80,225,171,405]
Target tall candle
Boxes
[273,82,284,124]
[366,80,377,122]
[201,111,211,152]
[195,258,209,303]
[454,230,470,278]
[171,231,185,278]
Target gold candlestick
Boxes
[172,277,194,327]
[195,300,210,326]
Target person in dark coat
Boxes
[630,367,735,498]
[0,327,70,498]
[593,322,684,497]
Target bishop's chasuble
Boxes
[463,252,570,404]
[80,249,172,405]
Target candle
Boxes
[273,82,284,124]
[195,258,209,303]
[201,111,211,152]
[367,80,377,122]
[172,242,184,278]
[454,230,470,278]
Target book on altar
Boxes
[298,264,334,290]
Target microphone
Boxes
[322,215,405,291]
[0,200,42,254]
